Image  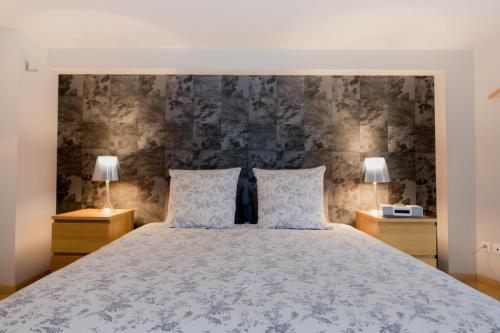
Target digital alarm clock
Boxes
[381,204,424,217]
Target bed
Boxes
[0,223,498,332]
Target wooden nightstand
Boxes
[51,209,134,272]
[356,210,438,267]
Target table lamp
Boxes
[361,157,390,215]
[92,156,121,212]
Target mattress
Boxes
[0,223,498,332]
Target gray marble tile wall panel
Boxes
[57,75,436,225]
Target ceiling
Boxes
[1,0,499,49]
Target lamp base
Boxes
[370,182,379,215]
[102,180,114,211]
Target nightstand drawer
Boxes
[50,209,134,273]
[415,256,437,267]
[52,222,109,253]
[50,254,86,272]
[356,210,438,268]
[379,222,437,256]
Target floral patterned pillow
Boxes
[253,166,331,229]
[166,168,241,228]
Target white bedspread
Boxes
[0,223,499,332]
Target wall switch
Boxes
[481,241,491,253]
[492,243,500,255]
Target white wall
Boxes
[14,34,58,285]
[49,48,476,274]
[0,29,20,286]
[475,44,500,281]
[0,28,58,286]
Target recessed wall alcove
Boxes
[57,74,437,225]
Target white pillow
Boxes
[166,168,241,228]
[253,166,331,229]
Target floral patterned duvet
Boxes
[1,223,499,333]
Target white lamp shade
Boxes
[92,156,121,181]
[361,157,390,183]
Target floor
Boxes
[465,281,500,301]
